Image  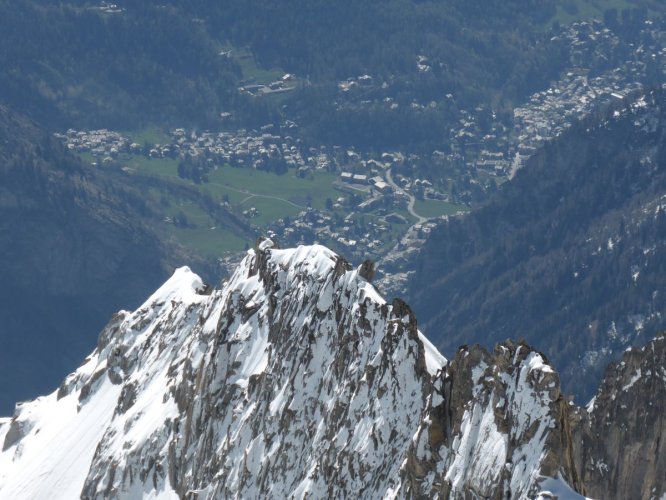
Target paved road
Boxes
[385,168,428,224]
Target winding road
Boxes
[385,168,428,224]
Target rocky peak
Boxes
[1,242,662,499]
[401,341,581,499]
[0,243,442,499]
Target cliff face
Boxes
[575,333,666,500]
[402,342,582,499]
[81,241,441,499]
[0,242,435,498]
[0,241,582,499]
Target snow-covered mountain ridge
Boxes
[0,241,662,499]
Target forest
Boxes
[408,89,666,399]
[1,0,663,153]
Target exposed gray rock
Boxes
[402,341,582,499]
[575,333,666,500]
[0,243,663,499]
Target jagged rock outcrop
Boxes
[401,341,581,499]
[0,242,662,499]
[0,242,443,499]
[574,332,666,500]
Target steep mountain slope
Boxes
[574,332,666,500]
[402,341,583,499]
[0,241,592,499]
[0,104,172,414]
[409,88,666,399]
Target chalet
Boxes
[358,196,383,212]
[358,75,373,86]
[366,159,387,170]
[373,181,391,194]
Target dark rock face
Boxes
[74,244,434,498]
[403,335,665,500]
[575,333,666,500]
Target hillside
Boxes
[0,0,245,130]
[0,0,577,136]
[0,104,177,414]
[2,1,663,154]
[408,88,666,399]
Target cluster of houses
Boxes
[333,67,513,186]
[167,127,306,170]
[335,150,450,210]
[512,19,665,170]
[57,126,315,172]
[55,124,440,203]
[513,72,643,163]
[335,70,514,187]
[446,108,511,178]
[53,17,666,273]
[54,129,129,164]
[339,172,392,194]
[327,17,666,194]
[92,1,124,14]
[239,74,297,97]
[337,74,375,92]
[265,207,403,260]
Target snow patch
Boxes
[622,368,642,392]
[536,474,591,499]
[419,332,447,375]
[0,378,122,500]
[527,351,554,374]
[141,266,205,308]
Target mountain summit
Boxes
[0,242,661,498]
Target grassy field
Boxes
[222,46,284,85]
[103,153,341,230]
[414,199,469,218]
[163,198,211,226]
[204,166,340,223]
[168,226,248,255]
[85,150,461,257]
[78,151,96,166]
[110,155,344,251]
[237,197,302,226]
[144,186,251,256]
[126,156,181,178]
